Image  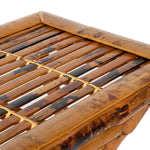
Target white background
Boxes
[0,1,150,149]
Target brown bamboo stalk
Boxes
[0,43,100,94]
[0,32,72,66]
[0,36,81,85]
[1,48,116,109]
[42,12,150,59]
[0,57,142,144]
[0,26,53,50]
[0,40,90,76]
[0,53,136,134]
[0,13,41,38]
[0,27,56,58]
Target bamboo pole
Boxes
[41,12,150,59]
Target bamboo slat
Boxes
[0,26,53,50]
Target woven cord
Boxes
[0,105,37,129]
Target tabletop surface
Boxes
[0,12,149,150]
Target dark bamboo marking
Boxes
[0,26,53,50]
[0,29,62,58]
[92,58,146,87]
[37,40,91,64]
[69,49,122,77]
[0,32,72,67]
[0,42,100,95]
[0,37,85,76]
[29,58,146,123]
[0,46,111,106]
[0,34,78,85]
[0,53,137,134]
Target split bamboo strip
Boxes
[0,27,57,58]
[0,105,37,129]
[0,26,53,50]
[0,49,122,109]
[0,58,144,144]
[0,32,72,66]
[0,36,82,85]
[0,44,110,105]
[0,40,89,76]
[0,43,100,94]
[0,53,136,133]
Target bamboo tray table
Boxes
[0,12,150,150]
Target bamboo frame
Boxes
[39,12,150,59]
[0,12,149,150]
[0,13,41,38]
[0,11,150,59]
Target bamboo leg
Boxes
[103,106,149,150]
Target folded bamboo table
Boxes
[0,12,150,150]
